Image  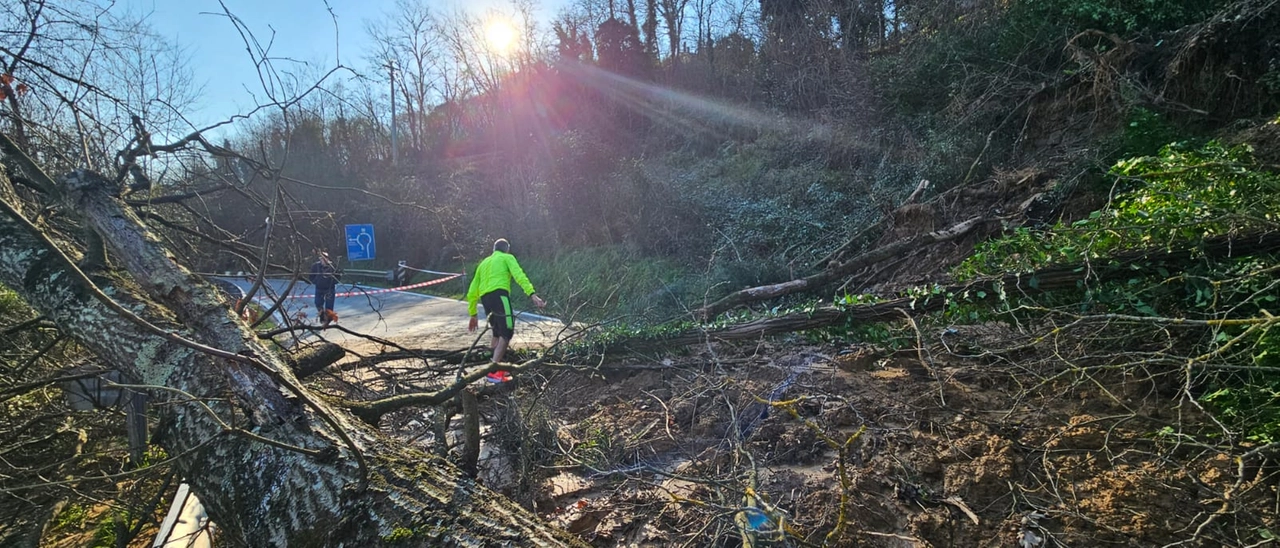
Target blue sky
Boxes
[120,0,568,128]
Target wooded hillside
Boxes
[2,0,1279,545]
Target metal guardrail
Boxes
[341,269,390,277]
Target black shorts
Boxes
[480,290,515,339]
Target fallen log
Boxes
[814,179,931,269]
[627,231,1280,351]
[699,217,989,319]
[284,343,347,379]
[0,161,587,546]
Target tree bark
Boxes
[285,342,347,379]
[0,167,586,546]
[459,389,480,479]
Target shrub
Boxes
[955,142,1280,442]
[524,245,688,322]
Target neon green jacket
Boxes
[467,250,537,316]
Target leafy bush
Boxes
[1114,107,1186,159]
[1005,0,1232,38]
[955,141,1280,443]
[675,137,876,267]
[524,245,689,322]
[959,142,1280,277]
[0,285,29,320]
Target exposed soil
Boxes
[12,309,1274,547]
[356,328,1278,547]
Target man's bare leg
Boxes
[485,336,514,383]
[492,336,510,364]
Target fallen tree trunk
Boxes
[339,348,472,371]
[0,164,585,546]
[813,179,931,269]
[698,217,989,319]
[285,343,347,379]
[625,231,1280,351]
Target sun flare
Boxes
[484,17,519,56]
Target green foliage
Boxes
[956,142,1280,443]
[873,20,1001,119]
[1006,0,1231,38]
[582,319,698,347]
[89,514,120,547]
[139,445,169,467]
[46,503,134,547]
[808,321,914,350]
[1115,108,1185,158]
[797,292,906,347]
[531,129,890,319]
[677,134,879,271]
[868,15,1018,187]
[569,421,621,469]
[54,503,90,530]
[524,245,687,322]
[958,142,1280,278]
[383,527,417,543]
[0,285,27,319]
[1202,381,1280,444]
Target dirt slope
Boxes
[427,335,1275,547]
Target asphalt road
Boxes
[223,276,569,352]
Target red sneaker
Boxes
[485,370,513,383]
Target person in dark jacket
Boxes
[309,252,340,326]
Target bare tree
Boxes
[692,0,719,54]
[0,0,196,169]
[0,147,587,545]
[366,0,443,154]
[658,0,691,60]
[0,2,592,544]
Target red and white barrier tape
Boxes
[273,273,462,300]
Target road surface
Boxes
[223,276,570,353]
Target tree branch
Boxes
[635,230,1280,351]
[700,216,990,319]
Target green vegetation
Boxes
[0,286,22,317]
[7,0,1280,544]
[955,142,1280,442]
[88,512,121,548]
[526,245,688,322]
[382,527,416,543]
[569,421,621,469]
[1115,108,1187,159]
[53,503,90,530]
[1008,0,1233,36]
[959,143,1280,276]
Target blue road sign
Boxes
[345,224,376,261]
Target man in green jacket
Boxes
[467,238,546,383]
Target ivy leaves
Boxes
[959,142,1280,279]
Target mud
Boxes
[410,337,1279,547]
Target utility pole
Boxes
[385,60,397,166]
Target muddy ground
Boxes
[345,324,1279,548]
[20,319,1274,547]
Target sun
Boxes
[484,17,519,56]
